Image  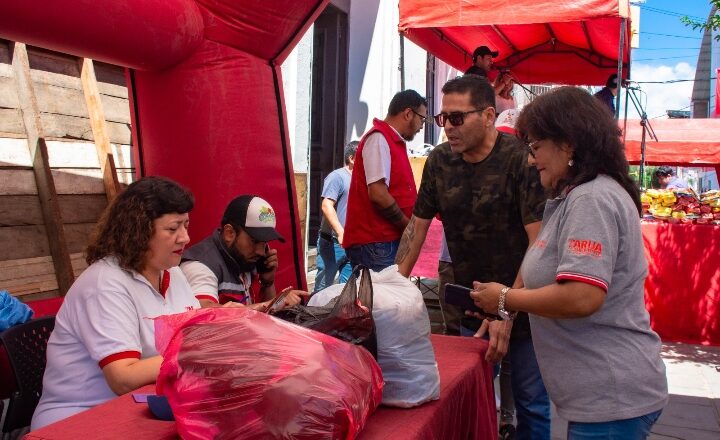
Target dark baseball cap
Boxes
[473,46,499,60]
[221,195,285,243]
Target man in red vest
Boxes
[343,89,428,271]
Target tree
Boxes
[681,1,720,41]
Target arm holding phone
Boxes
[256,246,278,302]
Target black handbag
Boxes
[272,265,377,358]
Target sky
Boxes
[624,0,714,119]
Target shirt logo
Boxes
[567,239,602,258]
[533,239,547,249]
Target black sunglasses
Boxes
[433,109,485,127]
[411,109,431,125]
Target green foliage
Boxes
[681,1,720,42]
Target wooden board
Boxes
[0,169,36,195]
[58,194,107,224]
[0,225,51,260]
[64,223,97,253]
[0,76,20,108]
[34,82,89,119]
[0,108,26,135]
[52,168,105,194]
[40,113,131,144]
[0,252,87,297]
[0,195,43,226]
[0,137,32,166]
[45,140,100,168]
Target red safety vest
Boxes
[343,118,417,248]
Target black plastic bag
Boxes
[273,265,377,357]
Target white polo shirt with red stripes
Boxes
[31,257,199,430]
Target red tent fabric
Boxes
[0,0,330,290]
[623,118,720,167]
[715,68,720,118]
[398,0,631,86]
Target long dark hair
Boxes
[86,176,195,272]
[515,87,641,215]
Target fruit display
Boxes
[642,188,720,225]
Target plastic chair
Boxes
[0,316,55,433]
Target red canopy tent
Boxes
[398,0,631,86]
[623,118,720,177]
[1,0,331,290]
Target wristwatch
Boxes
[498,286,517,321]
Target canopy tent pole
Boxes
[399,33,406,90]
[615,17,626,120]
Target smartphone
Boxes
[256,244,273,274]
[444,283,502,320]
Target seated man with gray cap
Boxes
[181,195,307,309]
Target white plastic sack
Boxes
[310,265,440,407]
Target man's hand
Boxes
[474,318,512,363]
[258,248,278,285]
[337,230,344,245]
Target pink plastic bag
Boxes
[154,307,384,440]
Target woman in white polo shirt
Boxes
[471,87,667,439]
[31,176,200,430]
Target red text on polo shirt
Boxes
[567,239,602,258]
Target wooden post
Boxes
[80,58,121,202]
[11,42,75,294]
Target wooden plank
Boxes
[110,144,133,168]
[15,290,61,301]
[34,82,89,118]
[0,253,85,280]
[32,138,75,293]
[57,194,107,224]
[40,113,131,144]
[99,94,131,124]
[10,43,42,149]
[0,195,43,226]
[0,76,20,108]
[0,225,50,260]
[0,108,26,134]
[30,69,82,90]
[0,137,32,166]
[0,169,37,195]
[45,140,99,168]
[64,222,96,254]
[80,58,121,201]
[52,168,105,194]
[26,46,80,78]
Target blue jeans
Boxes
[313,236,352,292]
[567,409,662,439]
[345,240,399,272]
[461,326,551,440]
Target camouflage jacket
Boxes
[414,132,546,336]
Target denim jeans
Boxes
[345,240,399,272]
[507,336,551,440]
[460,326,551,440]
[567,409,662,439]
[313,236,352,292]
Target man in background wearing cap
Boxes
[343,89,427,271]
[594,73,618,115]
[465,45,498,77]
[181,195,307,309]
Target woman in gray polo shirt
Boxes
[471,87,667,439]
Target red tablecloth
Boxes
[412,218,443,279]
[24,335,496,440]
[643,222,720,346]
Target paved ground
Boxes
[308,271,720,439]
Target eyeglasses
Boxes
[411,109,431,125]
[433,109,485,127]
[526,139,542,158]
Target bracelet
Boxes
[259,279,275,288]
[498,286,517,320]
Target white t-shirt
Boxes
[31,257,199,430]
[362,125,404,186]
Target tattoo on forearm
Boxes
[395,216,416,264]
[379,202,406,228]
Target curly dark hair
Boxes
[86,176,195,272]
[515,86,641,215]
